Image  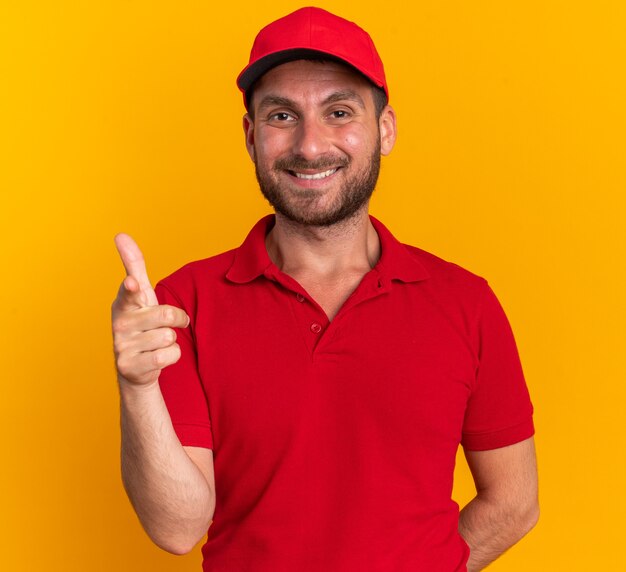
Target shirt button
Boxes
[310,322,322,334]
[296,293,306,303]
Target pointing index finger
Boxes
[114,233,158,306]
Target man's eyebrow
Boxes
[256,90,366,111]
[322,90,366,108]
[257,95,299,111]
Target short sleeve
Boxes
[461,282,534,451]
[155,280,213,449]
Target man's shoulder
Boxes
[401,242,488,292]
[373,216,489,300]
[396,242,497,326]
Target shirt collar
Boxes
[369,215,430,283]
[225,214,430,284]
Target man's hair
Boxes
[370,85,389,119]
[246,59,388,121]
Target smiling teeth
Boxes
[294,168,337,180]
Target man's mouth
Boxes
[288,168,339,180]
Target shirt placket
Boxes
[289,290,330,354]
[263,268,329,355]
[265,266,391,357]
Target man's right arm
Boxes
[112,233,215,554]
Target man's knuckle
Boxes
[113,338,126,355]
[116,354,131,375]
[164,328,176,344]
[152,350,166,368]
[165,343,181,363]
[112,316,130,335]
[160,306,175,324]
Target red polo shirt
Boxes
[155,215,534,572]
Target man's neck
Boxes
[265,207,381,281]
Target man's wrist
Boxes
[117,375,162,398]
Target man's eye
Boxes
[330,110,350,120]
[270,112,294,121]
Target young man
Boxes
[111,7,538,571]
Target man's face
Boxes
[243,60,396,227]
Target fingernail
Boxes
[186,315,191,327]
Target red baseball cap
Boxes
[237,7,388,109]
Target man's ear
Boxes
[243,113,255,162]
[379,105,397,156]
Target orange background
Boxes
[1,1,625,570]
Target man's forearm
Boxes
[120,379,215,554]
[458,493,539,571]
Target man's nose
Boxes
[292,117,331,160]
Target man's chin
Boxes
[256,155,380,227]
[271,200,369,228]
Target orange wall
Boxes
[2,1,625,570]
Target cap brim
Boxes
[238,48,387,97]
[239,48,355,92]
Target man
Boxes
[111,7,538,571]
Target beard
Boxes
[254,141,381,227]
